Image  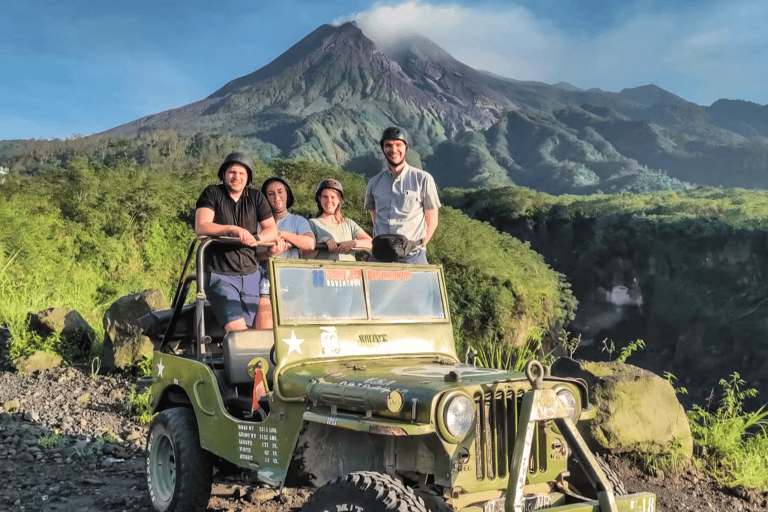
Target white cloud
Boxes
[349,1,565,81]
[345,0,768,106]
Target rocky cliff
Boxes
[504,213,768,407]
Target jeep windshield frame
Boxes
[267,258,458,365]
[273,264,447,324]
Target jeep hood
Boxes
[277,357,526,419]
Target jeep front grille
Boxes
[474,387,544,480]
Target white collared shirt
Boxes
[364,163,440,242]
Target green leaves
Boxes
[0,156,574,376]
[430,207,576,356]
[687,372,768,489]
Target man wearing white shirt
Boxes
[365,126,440,264]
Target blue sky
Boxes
[2,0,765,140]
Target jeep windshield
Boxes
[275,265,446,322]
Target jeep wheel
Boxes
[597,454,627,496]
[414,489,454,512]
[146,408,212,512]
[302,471,428,512]
[568,452,627,498]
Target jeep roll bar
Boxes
[160,236,273,357]
[159,237,369,356]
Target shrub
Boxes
[687,373,768,489]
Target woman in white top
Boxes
[304,178,372,261]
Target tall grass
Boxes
[470,338,553,373]
[687,373,768,489]
[0,166,192,367]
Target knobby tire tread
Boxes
[302,471,428,512]
[147,407,212,512]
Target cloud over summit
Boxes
[347,0,768,106]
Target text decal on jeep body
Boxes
[237,424,280,465]
[358,333,387,345]
[338,379,409,396]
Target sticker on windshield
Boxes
[312,269,363,288]
[367,270,412,281]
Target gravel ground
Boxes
[1,365,766,512]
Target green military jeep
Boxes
[144,237,656,512]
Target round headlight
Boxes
[442,394,474,441]
[556,388,579,423]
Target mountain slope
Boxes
[706,99,768,139]
[99,21,768,194]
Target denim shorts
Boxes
[207,270,262,327]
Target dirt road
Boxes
[1,367,764,511]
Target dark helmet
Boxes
[380,126,409,147]
[315,178,344,201]
[218,152,254,185]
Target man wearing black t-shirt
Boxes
[195,152,278,331]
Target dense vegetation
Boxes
[2,137,767,492]
[0,131,244,176]
[444,185,768,346]
[444,184,768,490]
[443,184,768,230]
[0,156,573,369]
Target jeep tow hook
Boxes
[524,359,544,390]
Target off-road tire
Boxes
[414,488,455,512]
[146,407,212,512]
[597,454,627,496]
[302,471,428,512]
[567,452,627,498]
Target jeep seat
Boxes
[221,330,274,385]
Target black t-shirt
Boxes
[196,184,273,274]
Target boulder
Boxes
[102,289,170,370]
[552,358,693,458]
[13,351,63,374]
[2,398,21,413]
[26,308,96,359]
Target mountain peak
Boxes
[618,84,687,106]
[208,21,378,99]
[383,34,455,64]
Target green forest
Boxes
[2,131,768,489]
[0,148,573,369]
[5,131,768,371]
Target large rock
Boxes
[13,351,63,374]
[552,358,693,458]
[26,307,96,359]
[102,289,170,370]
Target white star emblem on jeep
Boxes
[283,330,304,355]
